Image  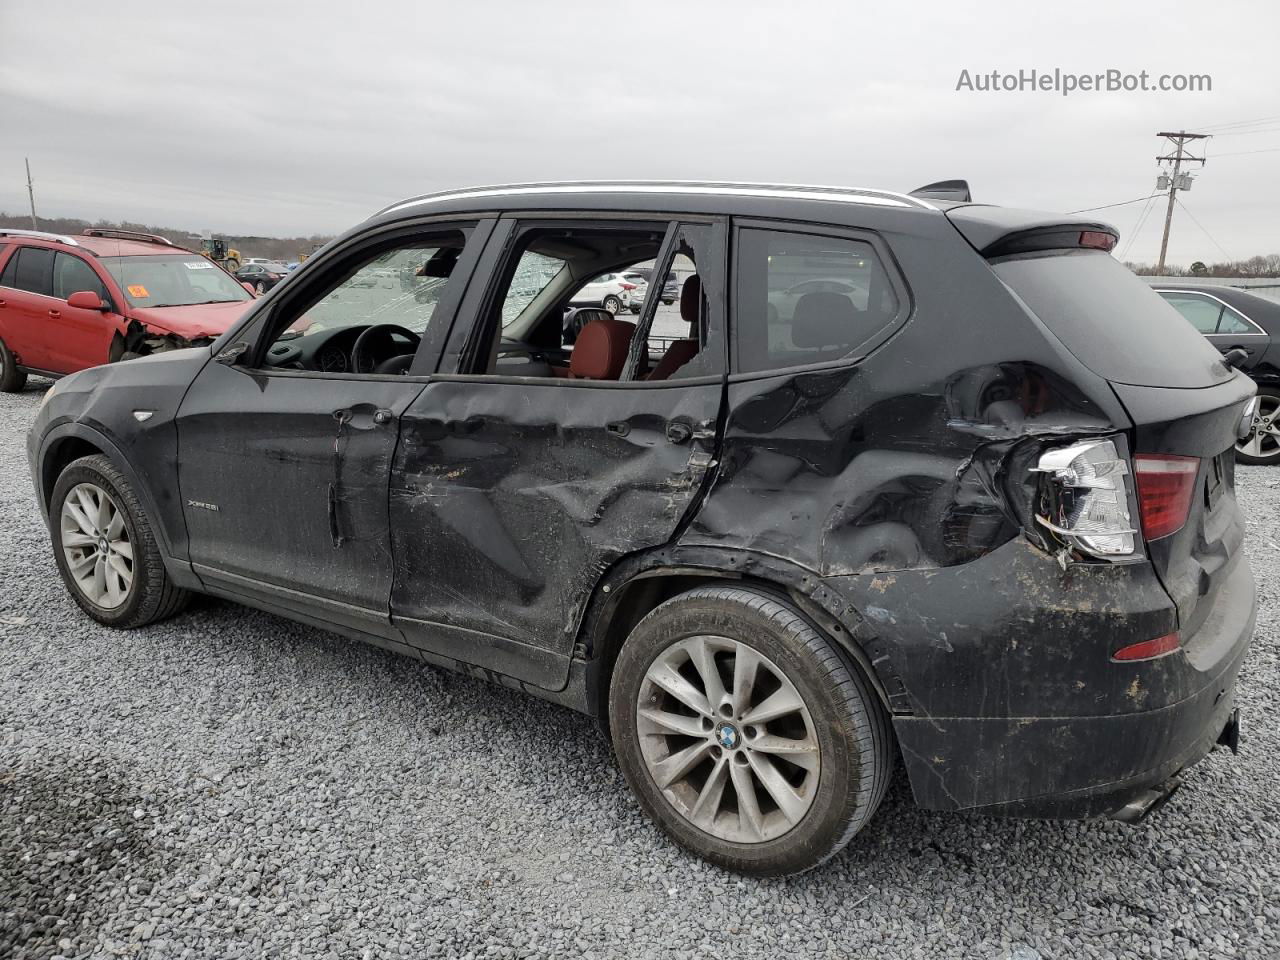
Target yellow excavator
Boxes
[194,237,241,272]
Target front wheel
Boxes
[609,586,893,876]
[1237,387,1280,465]
[50,455,191,628]
[603,295,621,314]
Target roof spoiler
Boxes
[909,180,972,203]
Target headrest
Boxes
[563,307,612,343]
[679,275,703,327]
[569,316,637,380]
[791,291,859,348]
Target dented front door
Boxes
[176,363,426,627]
[388,377,721,688]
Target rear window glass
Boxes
[734,229,900,373]
[994,251,1230,388]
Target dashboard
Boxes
[262,325,419,374]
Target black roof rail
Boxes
[81,228,175,246]
[0,228,80,247]
[910,180,973,203]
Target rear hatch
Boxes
[953,206,1255,639]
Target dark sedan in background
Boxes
[234,262,289,295]
[1158,285,1280,464]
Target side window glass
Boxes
[634,223,724,380]
[456,222,669,379]
[54,253,109,301]
[1162,294,1224,334]
[734,229,899,373]
[259,229,471,374]
[1218,304,1255,335]
[6,247,56,297]
[0,246,16,288]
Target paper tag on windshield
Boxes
[127,284,150,298]
[185,260,214,269]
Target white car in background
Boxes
[569,271,642,314]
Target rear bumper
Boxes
[887,550,1256,818]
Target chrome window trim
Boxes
[1154,288,1267,336]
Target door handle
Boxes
[48,309,61,319]
[0,298,7,307]
[665,421,693,444]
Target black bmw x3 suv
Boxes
[28,181,1256,875]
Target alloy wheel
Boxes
[636,635,820,844]
[1238,394,1280,462]
[603,296,621,314]
[59,482,134,609]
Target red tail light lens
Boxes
[1079,230,1118,251]
[620,282,637,290]
[1112,631,1180,662]
[1133,455,1199,540]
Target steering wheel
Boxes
[351,324,421,375]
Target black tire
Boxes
[0,338,28,392]
[603,295,621,314]
[1236,387,1280,465]
[50,455,191,628]
[609,585,893,876]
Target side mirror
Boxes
[214,341,250,366]
[1223,347,1249,370]
[67,290,110,311]
[241,281,257,295]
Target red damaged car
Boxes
[0,228,255,391]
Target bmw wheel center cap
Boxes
[715,722,740,750]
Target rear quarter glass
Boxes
[993,250,1230,389]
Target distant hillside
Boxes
[0,213,333,263]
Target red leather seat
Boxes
[569,316,638,380]
[647,275,702,380]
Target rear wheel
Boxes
[609,585,892,876]
[0,338,28,392]
[50,455,190,628]
[603,295,621,314]
[1237,388,1280,465]
[255,281,266,295]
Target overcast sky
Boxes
[2,0,1277,265]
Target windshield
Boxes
[101,255,252,308]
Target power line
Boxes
[1119,193,1160,262]
[1210,146,1280,159]
[1212,126,1280,138]
[1174,198,1232,261]
[1197,114,1280,132]
[1068,196,1156,214]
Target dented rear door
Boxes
[387,218,728,689]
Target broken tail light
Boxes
[1133,454,1199,540]
[1034,439,1138,559]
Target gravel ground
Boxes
[1,382,1278,960]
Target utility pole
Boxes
[1154,131,1208,275]
[24,158,38,230]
